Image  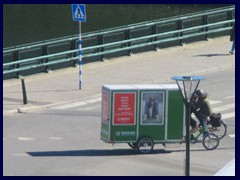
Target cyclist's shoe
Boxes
[190,135,196,144]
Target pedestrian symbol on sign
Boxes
[71,4,86,22]
[74,5,85,19]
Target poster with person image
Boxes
[141,91,164,124]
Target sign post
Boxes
[71,4,86,90]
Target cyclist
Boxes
[190,89,213,138]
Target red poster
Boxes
[113,92,136,125]
[102,89,109,124]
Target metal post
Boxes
[152,24,158,50]
[171,75,204,177]
[98,35,105,60]
[42,45,49,72]
[78,21,82,90]
[13,51,20,78]
[202,15,209,40]
[185,103,190,176]
[177,20,184,45]
[125,30,132,56]
[21,78,28,105]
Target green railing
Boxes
[3,5,235,79]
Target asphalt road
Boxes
[3,69,235,176]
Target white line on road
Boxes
[210,100,222,105]
[48,137,63,140]
[225,96,235,99]
[79,104,101,111]
[90,93,101,98]
[12,153,29,157]
[229,134,235,138]
[53,97,101,109]
[85,98,101,104]
[191,111,234,120]
[222,112,235,119]
[53,102,87,109]
[213,104,235,112]
[17,137,35,141]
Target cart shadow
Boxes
[27,149,171,157]
[27,146,234,157]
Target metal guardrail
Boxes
[3,6,235,79]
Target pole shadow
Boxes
[192,53,232,57]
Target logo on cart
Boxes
[115,131,136,137]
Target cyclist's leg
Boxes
[198,116,208,134]
[190,117,198,134]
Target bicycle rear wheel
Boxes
[202,133,219,150]
[208,121,227,140]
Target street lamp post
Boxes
[171,75,204,176]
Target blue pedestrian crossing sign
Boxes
[72,4,87,22]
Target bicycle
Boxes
[191,125,220,150]
[129,124,220,152]
[192,112,227,140]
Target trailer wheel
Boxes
[137,137,154,154]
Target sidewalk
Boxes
[3,36,235,115]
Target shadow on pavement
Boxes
[26,146,234,157]
[26,145,235,157]
[27,148,171,157]
[192,53,232,57]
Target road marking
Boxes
[225,96,235,99]
[3,138,5,141]
[48,137,63,140]
[213,103,235,112]
[222,112,235,119]
[85,98,101,104]
[12,153,29,157]
[90,93,101,98]
[53,102,87,109]
[53,97,101,109]
[229,134,235,138]
[210,100,222,105]
[192,111,234,120]
[17,137,35,141]
[79,104,101,111]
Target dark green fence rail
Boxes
[3,6,235,79]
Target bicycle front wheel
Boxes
[202,133,219,150]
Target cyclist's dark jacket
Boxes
[196,98,212,118]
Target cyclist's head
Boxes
[195,89,208,99]
[193,94,198,101]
